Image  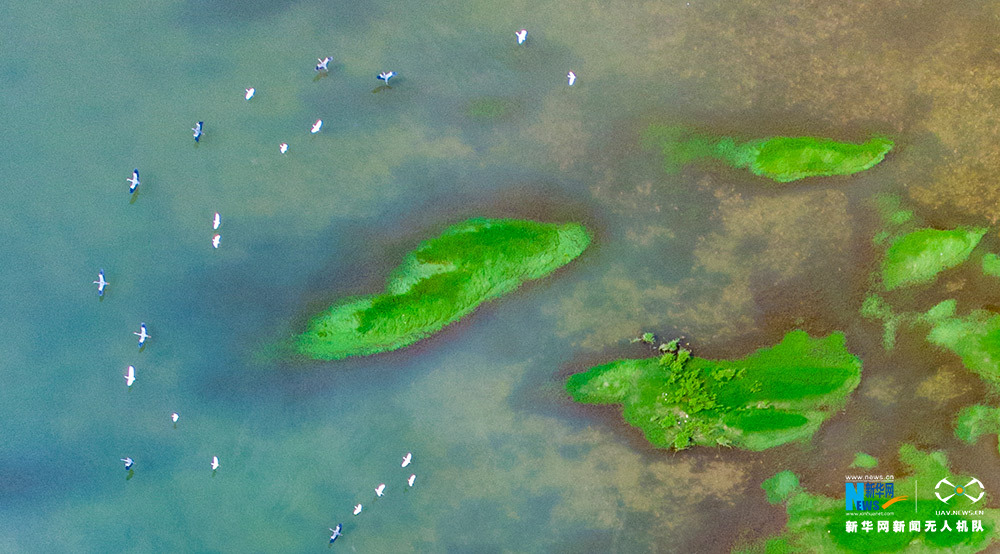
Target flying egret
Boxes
[192,121,204,142]
[329,524,342,544]
[376,71,395,85]
[127,169,140,194]
[353,504,362,515]
[245,87,255,100]
[121,457,134,470]
[124,365,135,387]
[212,234,221,249]
[567,71,576,86]
[408,474,416,487]
[212,212,221,230]
[171,412,179,423]
[93,269,109,297]
[311,119,322,134]
[516,29,527,44]
[211,456,220,471]
[375,483,385,497]
[401,452,412,468]
[133,323,150,348]
[316,57,332,72]
[279,143,289,154]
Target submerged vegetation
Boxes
[295,218,590,360]
[882,228,987,290]
[738,445,998,553]
[922,300,1000,389]
[642,126,893,183]
[851,452,878,469]
[566,330,861,451]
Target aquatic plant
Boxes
[642,125,893,183]
[955,405,1000,449]
[295,218,590,360]
[566,330,861,451]
[919,300,1000,389]
[737,445,999,553]
[983,253,1000,278]
[851,452,878,469]
[882,227,987,290]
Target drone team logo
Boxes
[935,477,985,504]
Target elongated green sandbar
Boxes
[295,218,590,360]
[643,126,893,182]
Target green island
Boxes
[294,218,590,360]
[736,445,999,553]
[851,452,878,469]
[882,227,987,290]
[956,405,1000,452]
[642,125,893,183]
[565,330,861,451]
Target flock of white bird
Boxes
[102,29,556,545]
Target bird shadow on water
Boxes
[129,190,139,205]
[372,84,392,94]
[125,469,134,481]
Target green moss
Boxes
[955,405,1000,446]
[762,471,802,505]
[642,125,893,183]
[751,445,1000,553]
[852,452,878,469]
[983,253,1000,278]
[295,218,590,360]
[920,303,1000,389]
[882,227,987,290]
[566,330,861,451]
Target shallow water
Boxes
[3,0,1000,551]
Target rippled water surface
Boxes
[4,0,1000,551]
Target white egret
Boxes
[376,71,395,84]
[171,412,179,423]
[133,323,150,347]
[311,119,322,134]
[279,143,289,154]
[316,57,332,72]
[353,504,362,515]
[211,456,220,471]
[124,365,135,387]
[212,212,221,230]
[93,269,109,297]
[407,474,416,487]
[567,71,576,86]
[127,169,140,194]
[245,87,255,100]
[375,483,385,497]
[402,452,412,467]
[516,29,527,44]
[212,234,221,249]
[192,121,203,142]
[329,524,342,543]
[121,457,134,470]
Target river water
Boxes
[3,0,1000,552]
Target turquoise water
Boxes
[4,0,1000,551]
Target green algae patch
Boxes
[737,445,1000,554]
[642,126,893,183]
[566,330,861,451]
[882,227,987,290]
[295,218,590,360]
[921,302,1000,389]
[983,253,1000,278]
[762,470,802,505]
[852,452,878,469]
[955,405,1000,447]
